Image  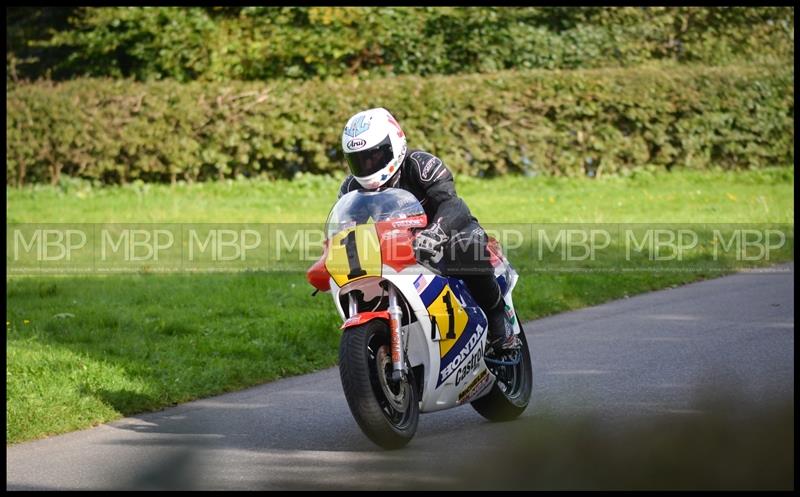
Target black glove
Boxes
[413,222,448,264]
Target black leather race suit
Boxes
[338,149,507,338]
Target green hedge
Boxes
[8,7,794,83]
[6,63,794,185]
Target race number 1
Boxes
[341,230,367,279]
[427,286,469,357]
[326,225,381,287]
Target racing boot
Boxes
[485,300,521,355]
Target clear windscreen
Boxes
[325,188,425,239]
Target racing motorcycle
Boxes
[307,188,532,449]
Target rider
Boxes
[338,107,521,353]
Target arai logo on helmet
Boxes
[347,138,367,150]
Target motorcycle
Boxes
[307,188,532,449]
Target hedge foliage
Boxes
[6,63,794,185]
[8,7,794,83]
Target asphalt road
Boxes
[6,264,794,490]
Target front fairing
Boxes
[323,189,427,288]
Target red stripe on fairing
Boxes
[340,311,391,329]
[375,215,427,272]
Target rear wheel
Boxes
[339,320,419,449]
[471,319,532,422]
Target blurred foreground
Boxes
[438,396,793,491]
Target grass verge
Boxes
[6,167,794,444]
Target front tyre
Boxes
[339,320,419,449]
[471,319,532,422]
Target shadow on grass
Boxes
[90,388,163,414]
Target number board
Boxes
[326,225,382,287]
[427,285,470,358]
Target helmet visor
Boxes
[345,135,394,178]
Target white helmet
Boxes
[341,107,407,190]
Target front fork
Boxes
[387,285,405,383]
[346,284,405,383]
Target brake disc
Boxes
[376,345,409,412]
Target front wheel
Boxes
[339,320,419,449]
[471,318,532,422]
